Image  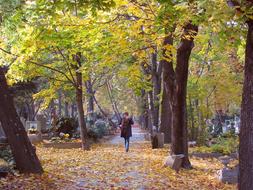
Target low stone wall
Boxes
[43,142,82,149]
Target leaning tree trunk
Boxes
[106,81,121,123]
[0,67,43,173]
[239,19,253,190]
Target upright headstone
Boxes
[36,115,47,132]
[218,165,238,184]
[26,121,40,132]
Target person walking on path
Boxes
[120,112,134,152]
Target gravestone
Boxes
[151,132,164,148]
[26,121,40,132]
[144,133,151,141]
[36,115,47,132]
[157,133,164,148]
[218,165,238,184]
[164,154,185,172]
[28,133,42,144]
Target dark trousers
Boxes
[124,137,130,152]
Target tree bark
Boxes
[148,90,155,134]
[106,81,121,122]
[160,86,172,143]
[64,101,69,117]
[93,94,117,128]
[163,23,198,168]
[239,19,253,190]
[151,51,162,131]
[160,27,174,144]
[0,67,43,173]
[85,79,94,114]
[74,52,89,150]
[140,89,149,129]
[58,89,62,117]
[75,72,89,150]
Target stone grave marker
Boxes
[36,115,47,132]
[164,154,185,172]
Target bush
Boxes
[52,117,78,137]
[87,119,111,140]
[0,146,15,169]
[192,136,238,155]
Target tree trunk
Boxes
[151,51,162,131]
[188,97,195,141]
[140,89,149,129]
[74,52,89,150]
[58,89,62,117]
[106,81,121,122]
[0,67,43,173]
[71,103,75,118]
[85,79,94,114]
[93,94,117,128]
[76,71,89,150]
[163,23,198,169]
[160,86,172,143]
[239,19,253,190]
[160,30,173,143]
[148,90,155,134]
[64,101,69,117]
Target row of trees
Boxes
[0,0,252,189]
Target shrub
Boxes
[192,136,238,155]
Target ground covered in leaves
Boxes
[0,128,236,190]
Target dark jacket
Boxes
[120,118,134,138]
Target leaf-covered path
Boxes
[1,126,236,190]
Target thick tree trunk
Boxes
[160,30,173,143]
[160,86,172,143]
[0,67,43,173]
[239,19,253,190]
[163,23,198,169]
[171,23,198,168]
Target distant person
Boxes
[120,112,134,152]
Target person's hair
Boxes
[123,112,129,116]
